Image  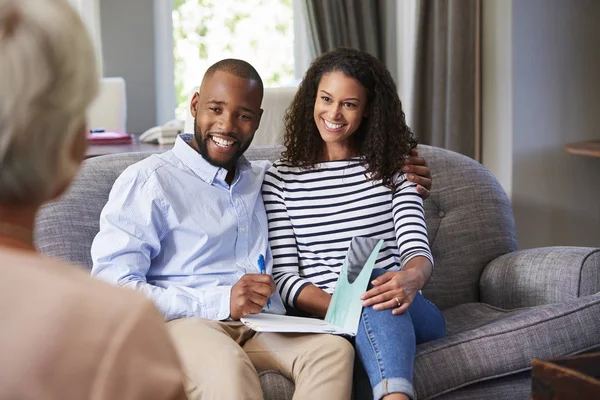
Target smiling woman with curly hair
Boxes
[262,48,447,400]
[282,47,417,189]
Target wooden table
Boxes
[86,135,172,158]
[564,140,600,158]
[532,353,600,399]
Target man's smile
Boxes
[210,135,236,148]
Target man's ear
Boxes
[190,92,200,118]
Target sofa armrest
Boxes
[480,247,600,309]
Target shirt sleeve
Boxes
[261,165,312,308]
[90,168,232,321]
[392,174,434,268]
[93,299,187,400]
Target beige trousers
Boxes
[167,318,354,400]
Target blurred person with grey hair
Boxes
[0,0,187,398]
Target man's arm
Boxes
[403,147,432,199]
[91,169,232,321]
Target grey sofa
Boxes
[35,145,600,400]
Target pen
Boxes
[258,254,271,309]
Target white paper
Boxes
[241,313,354,336]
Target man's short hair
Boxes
[0,0,99,205]
[202,59,264,97]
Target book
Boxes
[86,130,132,144]
[241,236,384,336]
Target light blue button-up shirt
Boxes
[91,134,286,321]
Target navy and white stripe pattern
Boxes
[262,158,433,308]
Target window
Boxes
[171,0,298,120]
[67,0,103,74]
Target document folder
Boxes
[241,237,384,336]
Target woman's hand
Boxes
[360,257,432,315]
[360,270,423,315]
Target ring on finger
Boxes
[394,297,402,307]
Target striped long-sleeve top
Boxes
[261,158,433,308]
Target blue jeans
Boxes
[353,269,446,400]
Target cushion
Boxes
[435,371,530,400]
[414,294,600,399]
[259,370,294,400]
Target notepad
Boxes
[241,237,384,336]
[86,130,132,144]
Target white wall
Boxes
[511,0,600,248]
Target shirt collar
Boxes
[172,134,250,185]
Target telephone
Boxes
[139,119,185,145]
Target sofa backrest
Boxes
[416,146,517,309]
[35,145,517,310]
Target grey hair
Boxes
[0,0,99,205]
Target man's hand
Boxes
[403,148,432,199]
[229,274,275,320]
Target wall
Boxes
[512,0,600,248]
[100,0,157,133]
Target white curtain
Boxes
[68,0,103,75]
[395,0,418,127]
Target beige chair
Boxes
[184,86,297,146]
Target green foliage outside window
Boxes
[172,0,295,119]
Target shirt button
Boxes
[241,227,247,232]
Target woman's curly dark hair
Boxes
[282,47,417,189]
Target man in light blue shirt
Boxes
[91,132,287,321]
[90,59,355,400]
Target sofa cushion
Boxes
[259,370,294,400]
[442,302,524,335]
[435,371,530,400]
[414,294,600,399]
